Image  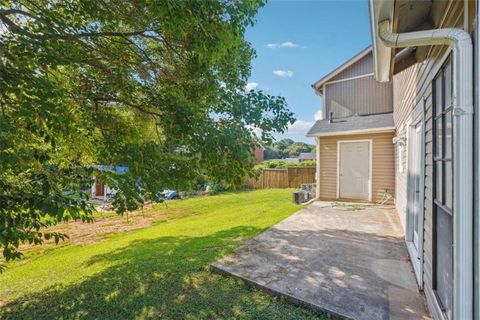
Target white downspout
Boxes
[475,1,480,317]
[378,20,473,320]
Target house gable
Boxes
[313,49,393,121]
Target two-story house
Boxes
[311,2,478,318]
[369,1,478,319]
[307,47,396,204]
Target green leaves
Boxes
[264,139,314,159]
[0,0,295,267]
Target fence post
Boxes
[262,170,265,189]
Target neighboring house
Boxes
[91,179,116,201]
[307,47,395,203]
[253,145,264,164]
[91,165,128,200]
[282,157,300,163]
[298,152,315,162]
[368,1,478,319]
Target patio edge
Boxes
[210,263,349,320]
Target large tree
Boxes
[263,139,314,159]
[285,142,314,157]
[0,0,295,266]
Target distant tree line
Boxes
[253,160,316,173]
[264,139,315,159]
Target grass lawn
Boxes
[0,189,326,320]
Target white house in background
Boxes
[91,178,115,200]
[91,165,128,200]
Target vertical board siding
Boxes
[391,1,463,299]
[326,76,393,118]
[330,52,374,81]
[319,132,395,203]
[324,51,393,119]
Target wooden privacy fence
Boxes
[246,166,316,189]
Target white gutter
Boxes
[323,73,374,86]
[378,20,473,320]
[312,46,372,91]
[475,1,480,318]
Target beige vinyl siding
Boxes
[318,132,395,203]
[391,0,464,301]
[393,48,445,296]
[392,62,422,229]
[325,76,393,118]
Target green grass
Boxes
[0,189,326,320]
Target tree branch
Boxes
[0,9,160,41]
[1,8,36,18]
[93,97,162,118]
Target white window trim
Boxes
[398,142,405,173]
[405,103,425,288]
[425,48,457,320]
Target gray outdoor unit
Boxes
[293,190,309,204]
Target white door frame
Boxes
[405,102,425,287]
[336,139,373,202]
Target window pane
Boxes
[436,161,443,203]
[444,62,452,109]
[436,119,443,158]
[445,160,453,210]
[445,111,452,159]
[435,207,453,315]
[435,74,443,116]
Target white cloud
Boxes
[272,70,294,78]
[252,127,262,137]
[266,41,299,49]
[287,120,314,135]
[245,82,258,91]
[314,109,323,120]
[247,125,262,137]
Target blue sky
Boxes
[245,0,372,144]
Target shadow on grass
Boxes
[1,226,321,320]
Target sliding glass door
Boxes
[433,56,453,320]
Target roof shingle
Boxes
[306,113,394,137]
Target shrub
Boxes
[298,160,316,167]
[206,182,229,194]
[253,160,316,172]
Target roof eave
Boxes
[307,127,396,138]
[368,0,395,83]
[311,46,373,91]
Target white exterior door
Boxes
[406,118,425,286]
[338,141,370,200]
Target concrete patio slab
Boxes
[212,201,430,320]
